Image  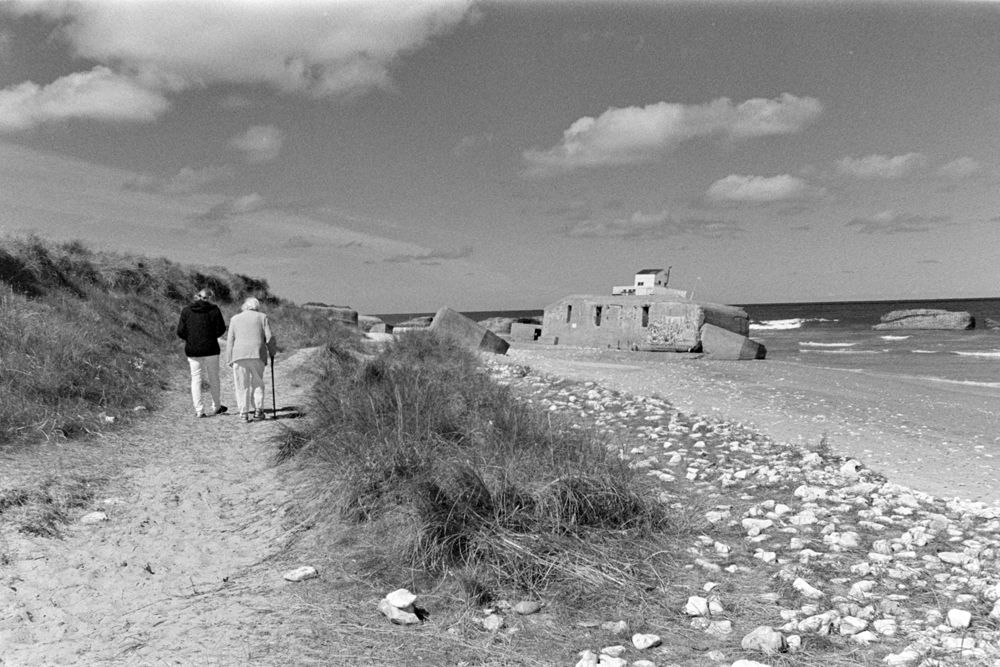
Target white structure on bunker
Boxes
[612,268,687,298]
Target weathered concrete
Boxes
[510,322,543,342]
[429,307,510,355]
[302,304,359,327]
[701,324,766,360]
[369,322,394,334]
[873,309,974,331]
[541,294,749,352]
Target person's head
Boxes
[195,288,214,302]
[241,297,261,312]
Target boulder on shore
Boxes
[873,309,974,330]
[430,307,510,355]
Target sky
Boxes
[1,0,1000,314]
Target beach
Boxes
[507,344,1000,505]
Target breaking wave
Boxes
[799,342,857,347]
[750,317,836,331]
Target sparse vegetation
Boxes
[0,233,359,539]
[277,330,693,609]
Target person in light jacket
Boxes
[176,288,228,418]
[226,297,278,422]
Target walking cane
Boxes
[270,354,277,420]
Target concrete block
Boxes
[510,322,543,342]
[430,307,510,355]
[370,322,394,334]
[701,323,766,360]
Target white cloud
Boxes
[194,192,266,221]
[523,93,822,174]
[123,165,233,194]
[230,125,285,164]
[564,209,741,239]
[0,65,169,131]
[706,174,821,203]
[846,209,949,234]
[836,153,928,179]
[939,157,982,180]
[10,0,473,98]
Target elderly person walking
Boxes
[176,288,228,418]
[227,298,278,423]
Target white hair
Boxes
[241,297,261,311]
[195,288,214,301]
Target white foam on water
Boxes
[952,350,1000,359]
[880,335,910,340]
[799,342,857,347]
[750,318,804,331]
[912,350,939,354]
[801,349,884,355]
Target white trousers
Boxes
[232,359,265,415]
[187,355,222,415]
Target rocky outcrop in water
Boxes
[873,309,974,330]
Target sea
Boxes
[379,298,1000,387]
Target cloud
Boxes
[846,210,950,234]
[523,93,822,175]
[123,165,233,194]
[706,174,823,204]
[384,246,473,264]
[0,65,169,132]
[192,193,266,221]
[939,157,982,180]
[836,153,928,179]
[230,125,284,164]
[565,210,741,239]
[453,133,495,156]
[9,1,473,98]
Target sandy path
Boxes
[508,345,1000,505]
[0,347,320,667]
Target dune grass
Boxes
[276,330,691,608]
[0,234,360,541]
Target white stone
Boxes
[742,518,774,536]
[792,577,824,599]
[80,511,108,524]
[849,580,876,600]
[632,633,661,649]
[840,616,868,635]
[600,645,625,657]
[732,661,771,667]
[482,614,503,631]
[947,608,972,629]
[740,626,787,654]
[685,596,709,616]
[990,600,1000,620]
[385,588,417,608]
[513,600,541,615]
[873,619,897,636]
[631,661,656,667]
[852,630,879,645]
[882,649,921,665]
[938,552,969,565]
[283,566,318,582]
[840,459,863,476]
[377,598,420,625]
[705,619,733,636]
[575,650,599,667]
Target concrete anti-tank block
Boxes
[510,322,543,342]
[700,323,766,360]
[430,307,510,355]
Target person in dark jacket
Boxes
[176,288,228,418]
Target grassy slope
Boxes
[0,234,357,539]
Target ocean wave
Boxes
[952,350,1000,359]
[801,349,885,355]
[880,335,910,341]
[750,317,836,331]
[799,341,857,347]
[912,350,939,354]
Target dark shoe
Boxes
[253,410,265,421]
[213,405,228,416]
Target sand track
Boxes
[1,347,320,667]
